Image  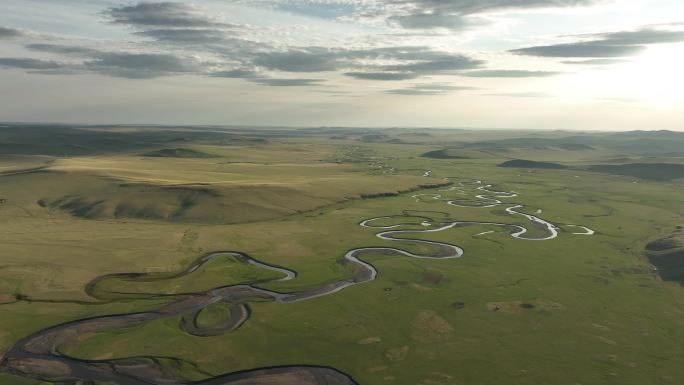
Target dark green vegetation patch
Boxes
[588,163,684,181]
[646,227,684,285]
[555,143,595,151]
[143,148,216,158]
[498,159,567,169]
[420,149,470,159]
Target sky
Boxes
[0,0,682,130]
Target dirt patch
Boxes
[421,271,445,285]
[385,346,409,362]
[536,300,565,312]
[357,336,381,345]
[487,302,519,313]
[0,293,14,303]
[596,336,618,345]
[592,323,611,331]
[488,300,562,314]
[410,283,432,292]
[412,310,454,335]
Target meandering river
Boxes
[0,180,594,385]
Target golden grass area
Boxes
[1,142,442,225]
[0,139,440,303]
[0,155,53,173]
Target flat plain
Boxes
[1,125,684,385]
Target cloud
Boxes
[210,69,260,78]
[591,26,684,45]
[511,42,645,57]
[103,2,230,28]
[345,71,418,80]
[487,91,552,97]
[388,13,482,31]
[391,0,600,16]
[253,48,340,72]
[511,24,684,58]
[84,53,201,78]
[133,27,266,59]
[135,28,232,44]
[25,44,102,56]
[561,58,627,65]
[386,83,477,95]
[249,46,483,79]
[22,42,210,79]
[461,69,562,77]
[1,2,483,84]
[0,26,26,38]
[248,78,325,86]
[381,53,484,73]
[11,41,206,78]
[353,0,602,31]
[265,0,601,32]
[345,47,484,79]
[210,69,323,86]
[0,58,63,70]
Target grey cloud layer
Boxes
[102,4,490,84]
[346,71,418,80]
[560,58,627,65]
[386,83,477,95]
[388,0,598,15]
[512,25,684,58]
[0,1,668,91]
[4,42,203,79]
[0,58,62,70]
[26,44,103,56]
[283,0,600,31]
[104,2,232,27]
[249,46,484,78]
[85,53,201,78]
[461,69,562,77]
[360,0,601,31]
[210,68,324,87]
[3,23,486,82]
[0,26,25,38]
[250,78,325,86]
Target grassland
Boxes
[1,125,684,385]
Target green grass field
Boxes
[1,125,683,385]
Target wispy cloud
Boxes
[511,24,684,58]
[353,0,602,31]
[249,78,325,86]
[486,91,553,97]
[346,71,418,80]
[461,69,563,77]
[0,58,63,70]
[84,52,202,79]
[561,58,628,65]
[386,83,478,95]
